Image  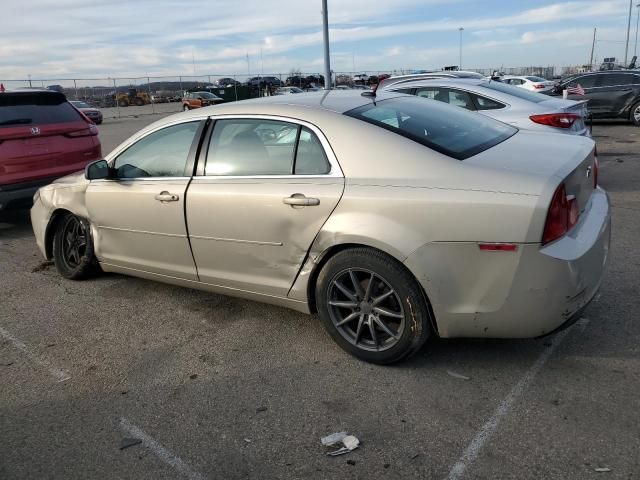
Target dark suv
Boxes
[246,76,282,88]
[551,70,640,125]
[0,89,102,210]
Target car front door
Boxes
[594,73,637,117]
[186,117,344,297]
[564,74,602,116]
[86,120,205,280]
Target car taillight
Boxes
[529,113,580,129]
[65,124,99,137]
[534,84,546,89]
[542,183,580,245]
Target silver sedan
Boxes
[380,76,590,136]
[31,91,610,364]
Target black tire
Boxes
[52,213,101,280]
[631,101,640,126]
[316,248,432,364]
[118,99,128,107]
[183,104,190,111]
[133,97,144,106]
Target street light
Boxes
[458,27,464,70]
[322,0,332,89]
[635,3,640,58]
[625,0,633,65]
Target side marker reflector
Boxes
[478,243,518,252]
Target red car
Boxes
[182,91,224,110]
[0,88,102,210]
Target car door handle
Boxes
[155,191,179,202]
[283,194,320,207]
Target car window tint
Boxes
[473,94,505,110]
[601,73,633,86]
[448,90,475,110]
[0,93,83,126]
[568,75,598,89]
[295,127,330,175]
[114,122,200,178]
[345,96,516,160]
[206,119,297,175]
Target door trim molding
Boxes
[97,225,187,238]
[189,235,283,246]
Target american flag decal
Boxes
[566,84,585,96]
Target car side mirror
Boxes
[85,159,112,180]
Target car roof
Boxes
[381,77,486,90]
[379,72,484,89]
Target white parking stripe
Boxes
[446,319,588,480]
[119,417,207,480]
[0,326,70,382]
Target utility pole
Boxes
[625,0,633,65]
[590,28,597,70]
[322,0,332,89]
[459,27,464,69]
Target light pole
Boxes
[635,3,640,58]
[625,0,633,65]
[458,27,464,70]
[322,0,332,89]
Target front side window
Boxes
[113,122,200,178]
[345,96,516,160]
[601,73,633,87]
[567,75,599,89]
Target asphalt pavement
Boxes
[1,115,639,480]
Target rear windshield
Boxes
[481,81,548,103]
[525,76,547,82]
[345,96,516,160]
[0,93,82,127]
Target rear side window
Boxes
[472,94,505,110]
[0,93,83,127]
[205,119,330,176]
[345,96,516,160]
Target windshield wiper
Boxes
[0,118,33,126]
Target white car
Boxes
[502,76,555,93]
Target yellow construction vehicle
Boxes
[116,88,151,107]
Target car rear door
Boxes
[186,116,344,297]
[595,73,637,117]
[86,119,205,279]
[0,91,101,186]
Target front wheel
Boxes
[52,213,101,280]
[316,248,432,364]
[183,104,190,111]
[631,101,640,126]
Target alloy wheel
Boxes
[61,217,87,270]
[326,268,405,352]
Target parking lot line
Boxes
[119,417,207,480]
[0,326,71,382]
[445,319,588,480]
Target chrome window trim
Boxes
[198,113,344,179]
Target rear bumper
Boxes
[405,188,611,338]
[0,176,59,210]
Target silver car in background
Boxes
[380,76,590,136]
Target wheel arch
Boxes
[44,208,75,259]
[304,242,439,336]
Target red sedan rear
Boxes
[0,89,102,210]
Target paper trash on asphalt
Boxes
[321,432,360,456]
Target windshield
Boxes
[525,76,547,82]
[481,81,548,103]
[198,92,218,99]
[0,93,82,127]
[344,96,516,160]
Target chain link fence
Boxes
[1,66,586,120]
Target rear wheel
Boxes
[52,213,101,280]
[631,101,640,126]
[316,248,432,364]
[118,99,128,107]
[133,97,144,106]
[183,104,190,111]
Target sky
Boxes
[0,0,637,81]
